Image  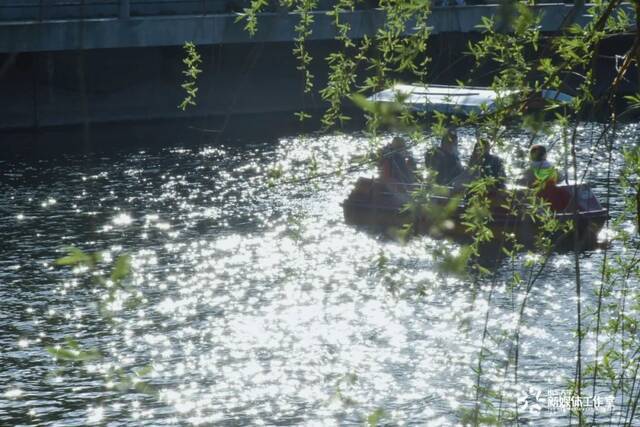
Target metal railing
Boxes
[0,0,247,21]
[0,0,365,21]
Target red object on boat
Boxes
[342,177,608,246]
[539,182,571,212]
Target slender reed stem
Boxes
[570,123,584,426]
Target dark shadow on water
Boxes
[0,109,365,160]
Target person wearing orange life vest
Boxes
[521,144,570,211]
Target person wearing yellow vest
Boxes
[521,144,570,211]
[521,144,559,187]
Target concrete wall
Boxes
[0,3,635,131]
[2,30,635,132]
[0,41,343,130]
[0,10,386,53]
[0,4,634,53]
[0,0,343,21]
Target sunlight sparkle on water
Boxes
[112,213,134,226]
[87,406,104,423]
[3,128,633,426]
[4,389,23,399]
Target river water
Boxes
[0,124,638,426]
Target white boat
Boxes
[368,83,573,115]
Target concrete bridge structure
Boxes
[0,2,629,52]
[0,2,634,133]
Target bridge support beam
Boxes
[119,0,130,19]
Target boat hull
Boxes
[343,178,608,247]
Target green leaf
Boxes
[110,255,132,283]
[367,408,385,426]
[46,341,102,362]
[294,111,312,121]
[55,247,99,267]
[133,380,159,397]
[134,365,154,377]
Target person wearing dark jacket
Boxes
[379,136,417,186]
[468,140,506,188]
[424,127,464,185]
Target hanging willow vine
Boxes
[186,1,640,424]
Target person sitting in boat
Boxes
[520,144,570,211]
[520,144,559,186]
[378,136,417,187]
[424,126,464,185]
[468,139,506,189]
